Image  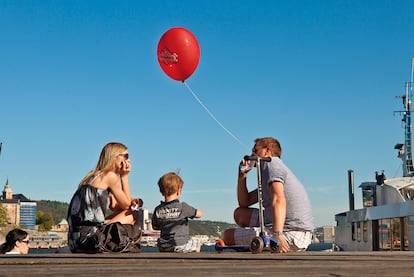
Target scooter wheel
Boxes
[214,244,223,253]
[215,239,225,253]
[270,239,280,253]
[250,236,264,254]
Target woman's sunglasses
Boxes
[118,153,129,159]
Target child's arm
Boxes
[151,211,160,230]
[195,209,202,218]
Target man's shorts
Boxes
[234,227,312,251]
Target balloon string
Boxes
[183,81,250,151]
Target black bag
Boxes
[98,222,142,253]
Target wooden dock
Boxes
[0,251,413,276]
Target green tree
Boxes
[36,200,68,224]
[36,211,54,231]
[0,203,10,224]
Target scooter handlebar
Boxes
[243,155,271,162]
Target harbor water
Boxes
[29,245,217,254]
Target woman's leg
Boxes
[105,208,138,224]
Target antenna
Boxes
[411,56,414,92]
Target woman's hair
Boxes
[157,172,184,197]
[0,229,28,254]
[79,142,127,186]
[254,137,282,157]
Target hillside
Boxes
[189,220,237,237]
[36,200,69,224]
[36,200,236,237]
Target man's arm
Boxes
[269,181,290,252]
[237,172,258,207]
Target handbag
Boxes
[98,222,142,253]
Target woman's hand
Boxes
[119,160,132,176]
[131,198,143,209]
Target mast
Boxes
[402,81,413,176]
[396,58,414,177]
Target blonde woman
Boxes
[67,142,142,253]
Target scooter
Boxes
[245,155,280,254]
[215,155,280,254]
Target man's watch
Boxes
[271,230,284,237]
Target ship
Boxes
[335,58,414,251]
[29,232,65,249]
[140,230,160,247]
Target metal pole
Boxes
[348,169,355,211]
[256,158,265,235]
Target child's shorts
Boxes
[158,237,201,253]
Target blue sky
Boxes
[1,1,414,227]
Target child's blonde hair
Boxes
[158,172,183,197]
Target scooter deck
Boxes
[214,241,250,252]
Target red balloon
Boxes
[157,27,200,82]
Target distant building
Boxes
[314,226,335,243]
[53,219,69,232]
[0,179,37,229]
[137,207,153,231]
[136,208,160,247]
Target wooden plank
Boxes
[0,252,413,276]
